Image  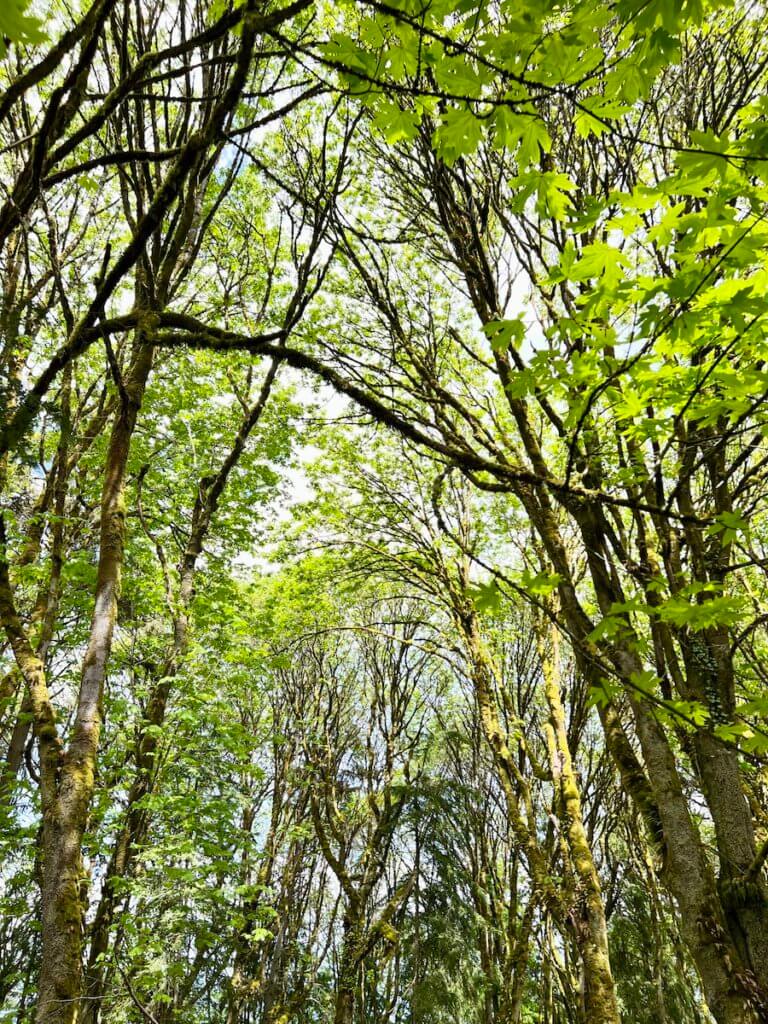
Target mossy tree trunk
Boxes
[538,616,620,1024]
[333,917,361,1024]
[33,340,153,1024]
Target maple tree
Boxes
[2,1,768,1022]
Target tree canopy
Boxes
[1,1,768,1023]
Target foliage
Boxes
[1,1,768,1023]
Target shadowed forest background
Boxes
[2,1,768,1022]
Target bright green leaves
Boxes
[240,925,273,947]
[510,171,576,222]
[470,569,560,616]
[568,242,628,289]
[433,106,485,164]
[574,97,631,139]
[322,0,744,201]
[518,568,561,598]
[440,56,493,98]
[655,589,748,632]
[592,677,762,752]
[208,0,246,22]
[617,0,709,35]
[708,511,750,546]
[535,125,768,458]
[492,109,551,167]
[482,316,525,353]
[373,102,420,144]
[660,130,742,197]
[323,30,385,94]
[590,585,748,640]
[588,675,622,709]
[324,0,699,171]
[714,726,768,755]
[588,597,649,644]
[536,172,576,220]
[603,60,650,104]
[0,0,46,55]
[471,578,503,614]
[714,698,768,757]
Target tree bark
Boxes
[530,497,763,1024]
[35,340,153,1024]
[334,918,360,1024]
[538,618,620,1024]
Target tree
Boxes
[2,1,768,1022]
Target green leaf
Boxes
[519,117,551,168]
[536,172,576,221]
[432,106,484,164]
[518,569,561,597]
[707,510,749,544]
[0,0,46,55]
[568,242,628,288]
[574,95,632,139]
[492,109,551,168]
[656,593,747,631]
[372,102,420,145]
[471,579,503,614]
[482,317,525,352]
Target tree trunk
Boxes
[334,986,355,1024]
[538,618,620,1024]
[334,918,361,1024]
[692,717,768,991]
[36,340,153,1024]
[529,496,763,1024]
[627,690,760,1024]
